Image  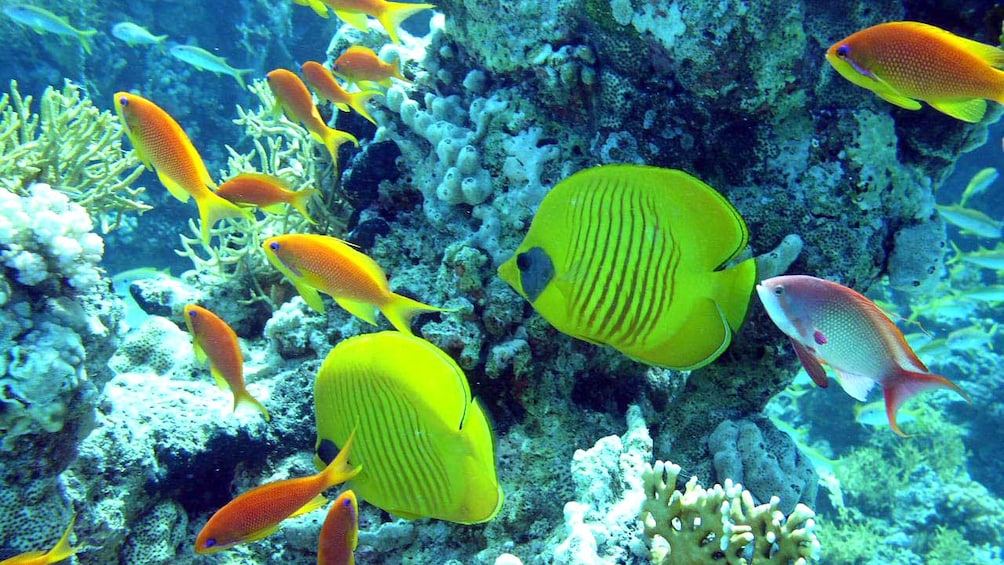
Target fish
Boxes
[854,400,918,429]
[110,22,167,48]
[3,4,97,54]
[0,514,79,565]
[216,172,320,223]
[936,204,1002,238]
[333,46,409,88]
[956,284,1004,303]
[113,92,252,245]
[111,266,172,328]
[952,242,1004,270]
[301,61,381,125]
[314,331,503,523]
[195,430,360,554]
[959,167,998,206]
[756,275,970,436]
[826,21,1004,122]
[291,0,435,45]
[184,304,270,421]
[169,45,252,89]
[946,323,997,352]
[317,490,358,565]
[497,165,757,370]
[266,69,359,167]
[262,234,449,335]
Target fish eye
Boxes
[342,498,353,508]
[773,285,785,296]
[204,539,216,548]
[516,252,532,271]
[836,45,850,58]
[119,96,129,106]
[269,241,280,251]
[188,310,198,318]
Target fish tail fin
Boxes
[78,29,97,54]
[712,256,758,332]
[193,191,255,245]
[378,2,435,44]
[321,427,362,488]
[47,514,80,561]
[883,369,970,437]
[348,90,381,125]
[322,127,359,167]
[381,293,452,335]
[234,389,270,422]
[289,189,321,223]
[235,69,254,90]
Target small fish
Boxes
[301,61,380,125]
[317,490,358,565]
[111,266,171,328]
[333,46,409,88]
[498,165,757,370]
[953,243,1004,270]
[959,167,998,206]
[113,92,252,245]
[936,204,1002,238]
[0,514,79,565]
[757,275,969,436]
[946,323,997,352]
[3,4,98,54]
[827,21,1004,122]
[216,172,320,223]
[262,234,449,334]
[266,69,359,167]
[184,304,270,421]
[956,284,1004,303]
[195,430,360,554]
[169,45,252,89]
[292,0,434,45]
[314,332,503,523]
[110,22,167,48]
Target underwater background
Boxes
[1,0,1003,563]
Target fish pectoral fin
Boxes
[290,494,328,518]
[334,297,379,325]
[244,523,283,544]
[293,281,326,314]
[929,98,987,123]
[874,89,923,110]
[834,370,876,402]
[334,10,370,32]
[158,173,193,203]
[192,342,208,364]
[790,338,829,388]
[210,367,230,390]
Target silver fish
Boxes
[169,45,252,89]
[111,22,168,48]
[3,4,97,53]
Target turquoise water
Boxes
[1,1,1002,564]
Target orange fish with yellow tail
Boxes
[262,233,450,335]
[826,21,1004,122]
[266,69,359,168]
[195,430,360,554]
[756,275,970,437]
[184,304,270,421]
[113,92,253,245]
[292,0,434,45]
[317,490,358,565]
[333,45,409,88]
[301,61,381,125]
[216,172,320,223]
[0,514,79,565]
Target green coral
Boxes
[0,80,149,231]
[640,460,820,565]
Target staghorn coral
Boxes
[0,80,149,232]
[640,459,820,565]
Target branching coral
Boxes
[0,80,149,232]
[640,460,820,565]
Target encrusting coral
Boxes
[0,80,149,232]
[640,460,820,565]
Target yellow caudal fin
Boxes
[380,292,452,335]
[234,389,270,422]
[322,127,359,168]
[347,90,381,125]
[711,256,757,333]
[193,190,255,245]
[320,428,361,488]
[78,29,97,55]
[377,2,436,44]
[47,514,81,562]
[289,189,320,223]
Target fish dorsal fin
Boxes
[929,99,987,123]
[835,370,876,401]
[334,296,379,325]
[335,10,370,32]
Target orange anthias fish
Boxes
[292,0,434,45]
[265,69,359,167]
[262,234,449,335]
[301,61,380,125]
[333,46,409,88]
[826,21,1004,122]
[756,275,970,437]
[113,92,252,244]
[317,490,358,565]
[216,172,320,223]
[0,514,79,565]
[184,304,270,421]
[195,430,360,554]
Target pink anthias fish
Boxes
[756,275,969,437]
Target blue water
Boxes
[1,1,1003,564]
